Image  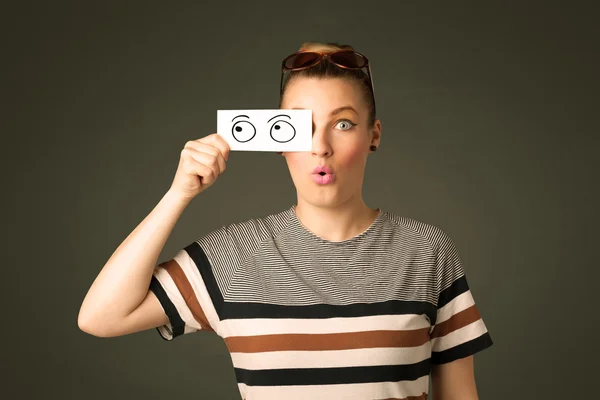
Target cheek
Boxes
[285,154,307,176]
[339,146,367,170]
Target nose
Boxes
[311,122,333,157]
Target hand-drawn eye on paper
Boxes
[231,115,256,143]
[269,114,296,143]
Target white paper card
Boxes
[217,109,312,152]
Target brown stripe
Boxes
[430,304,480,339]
[224,327,430,353]
[160,259,213,331]
[379,394,427,400]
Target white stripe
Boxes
[156,322,196,340]
[156,325,172,340]
[153,266,201,333]
[230,344,431,370]
[436,290,475,324]
[221,313,431,337]
[238,375,429,400]
[174,250,222,334]
[431,318,487,352]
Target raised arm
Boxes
[77,134,230,337]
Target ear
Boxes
[370,119,382,147]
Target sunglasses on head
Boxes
[280,50,376,114]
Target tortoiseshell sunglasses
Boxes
[279,50,376,114]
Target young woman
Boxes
[79,42,493,400]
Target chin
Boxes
[300,190,348,209]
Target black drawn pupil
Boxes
[270,120,295,143]
[235,126,242,132]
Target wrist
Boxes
[164,188,194,206]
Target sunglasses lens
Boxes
[283,52,321,69]
[329,51,368,68]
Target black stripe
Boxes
[235,358,431,386]
[185,241,438,324]
[431,332,493,364]
[149,275,185,340]
[185,241,224,312]
[222,299,437,323]
[437,274,469,309]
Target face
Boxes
[280,77,381,209]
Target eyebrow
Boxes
[291,106,358,116]
[267,114,290,123]
[232,115,249,122]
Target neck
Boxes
[293,196,380,242]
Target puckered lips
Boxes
[311,165,335,184]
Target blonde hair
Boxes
[279,41,376,127]
[298,41,355,52]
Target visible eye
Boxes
[270,120,296,143]
[231,120,256,142]
[335,119,357,131]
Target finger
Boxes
[187,148,221,177]
[194,162,216,186]
[185,141,225,174]
[199,137,227,173]
[182,153,216,186]
[208,133,231,162]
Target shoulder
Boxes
[195,206,295,251]
[383,211,468,300]
[380,211,463,276]
[380,210,456,254]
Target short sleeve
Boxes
[148,248,215,340]
[429,229,493,364]
[149,226,236,341]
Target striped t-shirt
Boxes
[149,205,493,399]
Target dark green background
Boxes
[5,1,597,399]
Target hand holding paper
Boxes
[217,109,312,152]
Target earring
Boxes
[370,145,377,151]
